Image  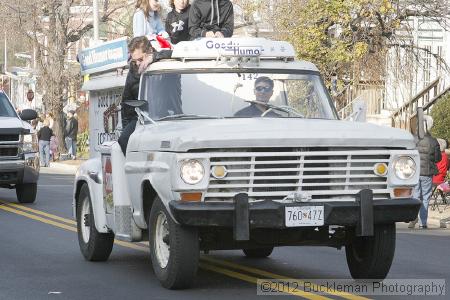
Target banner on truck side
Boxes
[78,37,129,75]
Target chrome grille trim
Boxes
[205,148,391,202]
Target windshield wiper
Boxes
[157,114,221,121]
[244,100,304,117]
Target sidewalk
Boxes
[40,159,84,175]
[427,203,450,229]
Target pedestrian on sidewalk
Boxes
[38,119,53,167]
[46,112,55,129]
[50,135,59,162]
[64,110,78,160]
[409,115,441,229]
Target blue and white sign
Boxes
[172,38,296,60]
[78,37,129,75]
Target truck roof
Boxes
[147,38,319,73]
[147,59,320,73]
[80,37,321,91]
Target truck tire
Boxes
[242,247,274,258]
[345,223,396,279]
[16,183,37,203]
[149,196,199,289]
[76,184,114,261]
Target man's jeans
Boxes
[65,137,77,158]
[412,176,433,226]
[39,140,50,166]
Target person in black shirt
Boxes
[119,36,173,155]
[64,110,78,160]
[189,0,234,39]
[234,77,280,117]
[38,119,53,167]
[166,0,191,44]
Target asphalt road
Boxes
[0,170,449,300]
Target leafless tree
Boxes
[0,0,128,151]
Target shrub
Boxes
[430,93,450,142]
[77,131,89,158]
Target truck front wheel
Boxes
[76,184,114,261]
[345,223,396,279]
[16,183,37,203]
[149,197,199,289]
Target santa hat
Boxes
[147,33,172,51]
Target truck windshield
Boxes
[141,72,337,120]
[0,93,17,118]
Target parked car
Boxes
[0,90,39,203]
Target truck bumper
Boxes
[0,152,40,185]
[169,191,421,238]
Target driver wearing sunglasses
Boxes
[234,76,280,117]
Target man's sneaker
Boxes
[419,224,428,229]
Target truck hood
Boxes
[0,117,31,133]
[133,118,416,152]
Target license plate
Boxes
[285,206,324,227]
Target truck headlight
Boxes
[393,156,416,180]
[180,159,204,184]
[20,133,38,153]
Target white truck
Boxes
[73,38,421,289]
[0,90,39,203]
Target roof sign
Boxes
[172,38,296,60]
[78,37,129,75]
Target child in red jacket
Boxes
[433,138,448,184]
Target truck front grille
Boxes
[0,172,18,181]
[0,147,19,157]
[0,134,19,142]
[204,147,391,202]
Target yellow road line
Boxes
[0,204,77,232]
[0,202,151,252]
[201,256,369,300]
[199,262,331,300]
[0,202,366,300]
[0,200,77,225]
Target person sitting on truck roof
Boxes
[189,0,234,39]
[234,77,280,117]
[133,0,168,38]
[119,36,172,155]
[166,0,191,44]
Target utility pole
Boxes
[93,0,100,41]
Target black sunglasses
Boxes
[255,86,272,93]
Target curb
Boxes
[420,206,450,228]
[41,162,81,175]
[428,213,450,229]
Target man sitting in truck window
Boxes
[234,76,280,117]
[118,36,172,155]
